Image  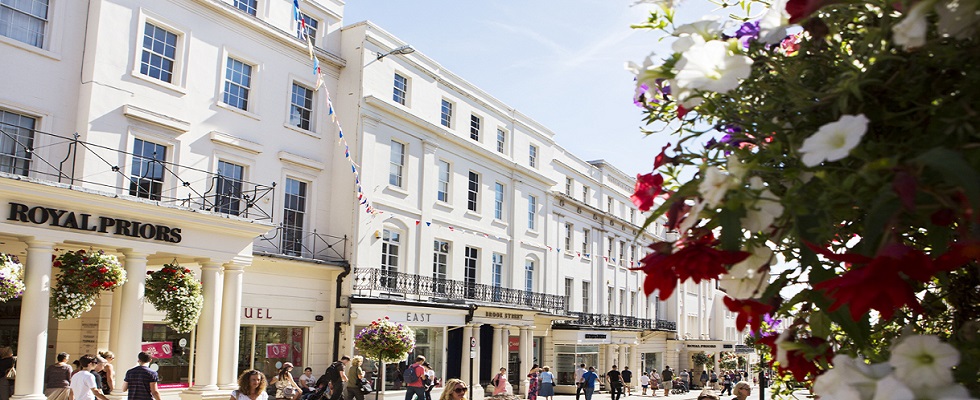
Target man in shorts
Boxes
[661,366,674,396]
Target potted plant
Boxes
[50,249,126,320]
[354,317,416,400]
[0,254,24,302]
[144,263,203,333]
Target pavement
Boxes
[540,385,801,400]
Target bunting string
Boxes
[294,0,379,215]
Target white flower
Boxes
[872,375,915,400]
[889,334,960,390]
[674,40,753,95]
[798,114,869,167]
[678,199,706,233]
[672,33,705,54]
[720,246,772,299]
[668,78,704,108]
[935,0,980,39]
[913,383,974,400]
[626,54,668,88]
[698,166,734,208]
[741,176,785,232]
[892,0,935,50]
[759,0,792,44]
[726,155,748,179]
[674,16,726,40]
[814,355,893,400]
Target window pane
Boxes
[141,323,192,386]
[223,58,252,110]
[289,83,314,130]
[469,114,480,141]
[140,22,177,83]
[389,141,404,187]
[437,160,449,202]
[215,161,244,215]
[234,0,257,15]
[282,178,307,256]
[393,74,407,105]
[467,171,479,211]
[247,325,306,380]
[0,109,35,176]
[440,100,452,128]
[128,138,167,200]
[0,0,48,47]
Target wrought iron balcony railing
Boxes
[553,311,677,331]
[0,128,275,221]
[254,226,348,263]
[351,267,566,314]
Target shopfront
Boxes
[346,303,469,391]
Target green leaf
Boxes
[810,311,833,339]
[858,192,899,255]
[915,147,980,212]
[718,208,743,251]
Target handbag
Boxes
[5,366,15,380]
[282,384,298,397]
[359,379,372,394]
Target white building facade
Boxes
[0,2,753,400]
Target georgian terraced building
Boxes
[0,2,752,400]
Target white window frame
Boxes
[564,223,573,251]
[0,0,48,48]
[467,170,480,212]
[527,195,537,231]
[389,140,405,188]
[529,144,538,168]
[494,182,504,220]
[393,72,409,106]
[440,99,454,128]
[132,15,187,91]
[565,177,573,196]
[437,160,450,203]
[496,128,506,153]
[582,185,590,203]
[581,229,590,254]
[469,114,481,141]
[582,282,591,313]
[289,81,315,132]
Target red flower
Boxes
[631,173,664,212]
[786,0,840,23]
[98,267,108,274]
[633,231,749,299]
[77,250,86,254]
[677,105,689,119]
[53,261,62,268]
[808,243,924,321]
[654,143,672,169]
[758,333,832,382]
[723,297,773,334]
[89,282,99,288]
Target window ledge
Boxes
[217,102,261,121]
[130,72,187,95]
[283,122,322,139]
[490,219,508,229]
[464,210,482,219]
[433,201,453,212]
[0,36,61,61]
[384,185,410,197]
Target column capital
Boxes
[118,249,149,259]
[24,240,54,249]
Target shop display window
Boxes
[352,326,443,390]
[141,323,193,387]
[555,345,599,385]
[238,325,306,379]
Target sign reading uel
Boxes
[7,202,182,243]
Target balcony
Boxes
[351,267,566,315]
[553,311,677,331]
[254,226,348,264]
[0,129,275,221]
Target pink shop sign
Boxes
[266,343,289,358]
[141,342,173,359]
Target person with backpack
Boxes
[403,356,426,400]
[491,368,507,396]
[317,356,349,400]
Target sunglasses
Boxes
[454,387,468,394]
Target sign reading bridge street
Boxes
[7,202,182,243]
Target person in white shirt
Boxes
[574,364,586,400]
[70,355,109,400]
[639,372,650,396]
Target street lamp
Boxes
[377,45,415,61]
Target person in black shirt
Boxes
[620,367,632,397]
[605,365,623,400]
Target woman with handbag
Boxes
[346,356,367,400]
[0,346,15,400]
[270,363,301,400]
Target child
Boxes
[639,372,650,396]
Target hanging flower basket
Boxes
[0,253,25,302]
[355,317,416,363]
[144,263,203,333]
[50,250,126,320]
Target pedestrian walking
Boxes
[621,367,632,397]
[605,365,623,400]
[44,352,73,400]
[1,346,15,400]
[649,370,661,397]
[326,356,350,400]
[660,366,673,397]
[120,352,161,400]
[699,370,707,390]
[574,364,586,400]
[526,364,540,400]
[403,356,425,400]
[720,374,732,396]
[709,372,717,390]
[581,367,599,400]
[422,362,436,400]
[346,356,366,400]
[538,366,554,400]
[97,351,115,395]
[639,372,650,396]
[70,354,109,400]
[491,368,507,396]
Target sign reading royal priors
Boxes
[7,202,182,243]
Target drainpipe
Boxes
[333,262,352,360]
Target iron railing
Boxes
[554,311,677,331]
[351,267,566,314]
[0,127,275,221]
[254,226,347,263]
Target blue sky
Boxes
[343,1,680,177]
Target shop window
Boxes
[238,325,307,379]
[555,345,599,385]
[141,323,193,387]
[352,326,444,391]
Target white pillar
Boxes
[108,290,122,356]
[11,241,54,400]
[217,263,246,388]
[461,324,473,385]
[518,326,530,396]
[188,262,223,392]
[619,345,628,371]
[471,324,484,400]
[491,325,504,373]
[607,345,618,370]
[116,252,148,370]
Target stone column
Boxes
[619,345,628,370]
[606,345,618,371]
[461,324,473,385]
[519,326,531,395]
[217,263,246,388]
[116,252,149,369]
[187,262,224,392]
[11,241,54,400]
[108,290,123,356]
[491,325,504,373]
[471,324,484,400]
